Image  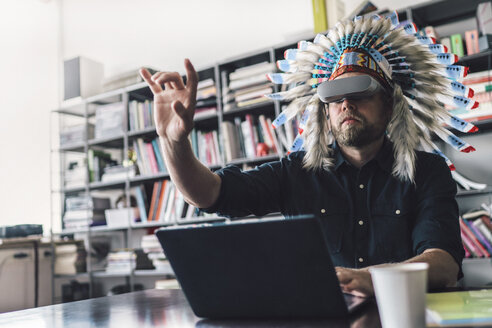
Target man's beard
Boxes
[331,112,387,147]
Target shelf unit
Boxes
[50,58,291,301]
[50,0,492,301]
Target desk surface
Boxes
[0,289,383,328]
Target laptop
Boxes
[155,215,368,319]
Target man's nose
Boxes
[341,99,356,111]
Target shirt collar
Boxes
[333,137,394,173]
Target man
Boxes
[139,15,472,297]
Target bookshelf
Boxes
[50,0,492,302]
[50,61,287,301]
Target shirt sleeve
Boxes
[199,157,294,218]
[412,153,464,277]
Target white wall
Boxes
[0,0,58,232]
[0,0,431,234]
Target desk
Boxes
[0,289,382,327]
[1,288,488,328]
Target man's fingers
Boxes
[140,68,162,94]
[184,58,198,94]
[154,72,185,89]
[336,268,353,284]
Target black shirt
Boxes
[202,139,464,274]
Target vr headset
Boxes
[317,75,386,103]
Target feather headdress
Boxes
[266,12,478,182]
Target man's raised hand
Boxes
[139,58,198,143]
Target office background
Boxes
[0,0,430,233]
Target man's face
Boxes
[327,72,392,148]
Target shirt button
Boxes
[359,184,365,189]
[358,220,364,226]
[395,209,401,215]
[320,209,326,214]
[358,257,364,263]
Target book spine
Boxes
[136,138,151,175]
[129,101,135,131]
[147,182,159,222]
[474,220,492,245]
[145,142,159,174]
[134,186,148,222]
[481,215,492,231]
[266,117,282,156]
[245,114,257,157]
[461,230,480,257]
[147,100,154,127]
[154,180,167,222]
[234,117,246,158]
[450,34,464,57]
[212,130,222,165]
[460,218,487,257]
[137,102,145,130]
[465,30,479,55]
[220,122,232,163]
[466,219,492,255]
[462,240,471,258]
[151,138,166,172]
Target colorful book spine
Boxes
[464,219,492,255]
[461,230,481,257]
[450,34,464,57]
[474,219,492,245]
[151,138,166,172]
[460,218,488,257]
[147,182,160,222]
[465,30,479,55]
[145,142,159,174]
[154,180,168,222]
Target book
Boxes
[460,218,489,257]
[153,180,168,221]
[151,138,166,172]
[461,231,480,258]
[145,142,159,174]
[462,210,490,220]
[212,130,222,165]
[229,62,275,81]
[136,138,151,175]
[237,96,271,108]
[235,86,273,103]
[197,78,215,89]
[474,220,492,245]
[133,140,146,175]
[241,120,255,158]
[228,74,269,91]
[157,180,173,222]
[163,183,176,223]
[465,30,479,55]
[134,186,148,222]
[481,215,492,232]
[426,290,492,326]
[450,34,465,57]
[147,182,161,222]
[464,219,492,255]
[440,37,451,54]
[245,115,257,157]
